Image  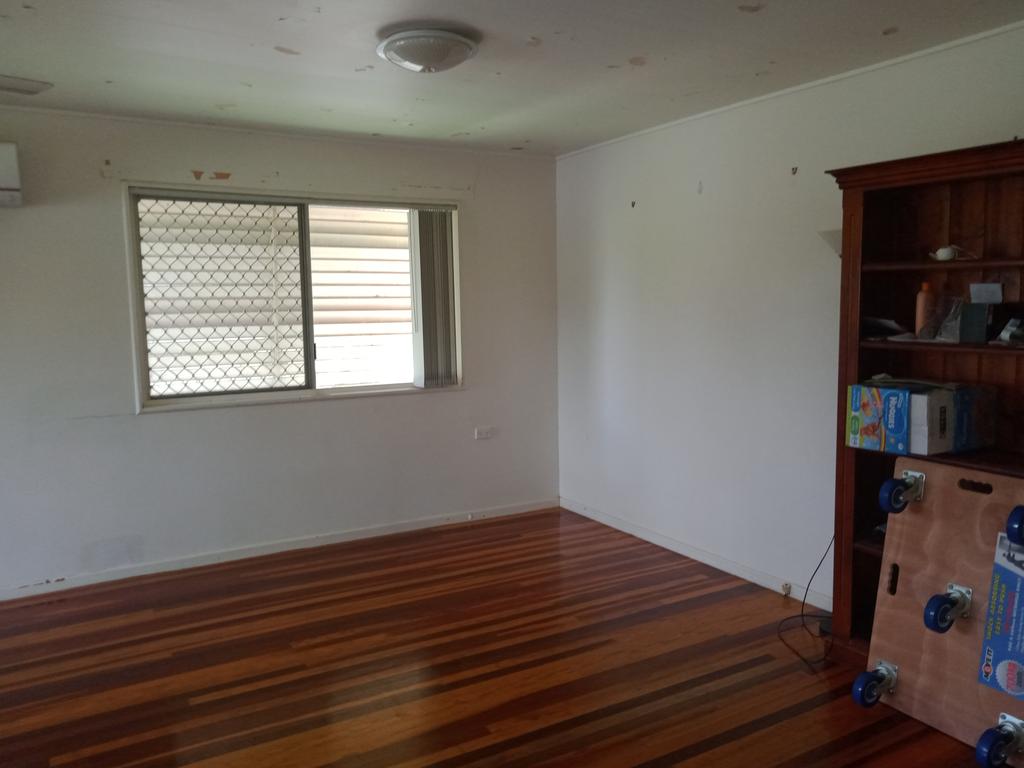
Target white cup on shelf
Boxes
[928,245,976,261]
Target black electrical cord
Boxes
[777,534,835,673]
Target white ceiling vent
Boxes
[0,74,53,96]
[376,29,477,73]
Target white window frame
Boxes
[123,183,462,414]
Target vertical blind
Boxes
[416,210,459,388]
[308,206,414,388]
[137,198,306,397]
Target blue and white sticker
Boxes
[979,533,1024,698]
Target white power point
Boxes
[782,583,792,597]
[474,425,496,440]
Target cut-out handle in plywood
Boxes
[958,478,994,495]
[886,563,900,596]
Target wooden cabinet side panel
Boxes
[833,188,864,644]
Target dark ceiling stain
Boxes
[509,146,524,151]
[882,26,899,36]
[628,56,647,67]
[754,70,769,77]
[240,81,253,88]
[607,64,622,69]
[273,45,301,55]
[527,35,543,46]
[737,3,764,12]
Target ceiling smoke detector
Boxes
[376,29,477,73]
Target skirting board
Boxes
[1,498,559,602]
[561,496,833,612]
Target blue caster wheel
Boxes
[851,670,885,708]
[879,478,911,514]
[1008,506,1024,547]
[924,593,958,633]
[976,727,1014,767]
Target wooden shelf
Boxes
[829,141,1024,664]
[926,449,1024,479]
[852,537,884,558]
[846,446,1024,479]
[830,635,869,667]
[862,259,1024,273]
[861,339,1024,356]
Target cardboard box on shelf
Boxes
[847,385,912,455]
[910,389,955,455]
[846,383,958,456]
[953,386,997,452]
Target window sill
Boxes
[138,383,463,415]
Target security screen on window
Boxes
[132,193,458,405]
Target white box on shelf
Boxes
[909,389,955,456]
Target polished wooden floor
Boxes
[0,509,973,767]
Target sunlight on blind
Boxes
[308,205,414,388]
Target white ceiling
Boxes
[1,0,1023,155]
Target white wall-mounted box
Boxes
[1,143,22,206]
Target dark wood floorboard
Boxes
[0,509,972,767]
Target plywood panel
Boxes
[869,458,1024,762]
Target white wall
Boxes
[0,109,558,596]
[557,27,1024,609]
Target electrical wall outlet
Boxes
[474,425,496,440]
[781,582,792,597]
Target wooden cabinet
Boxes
[828,140,1024,664]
